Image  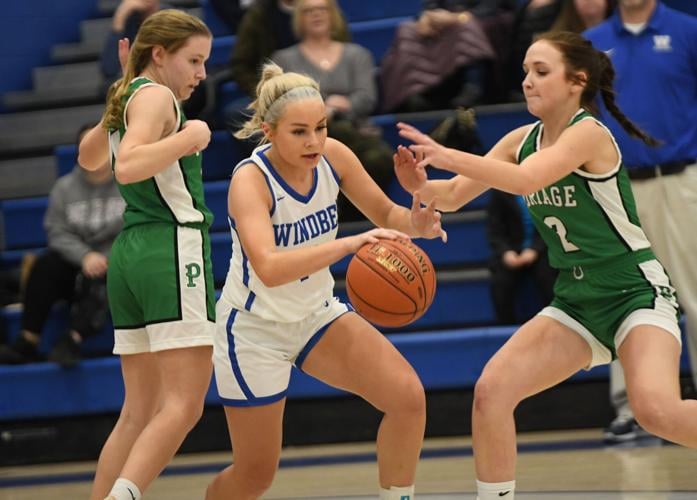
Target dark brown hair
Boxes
[535,31,658,146]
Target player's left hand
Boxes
[118,38,131,74]
[411,191,447,242]
[397,122,456,174]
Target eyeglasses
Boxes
[301,5,329,14]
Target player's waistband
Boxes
[557,248,656,281]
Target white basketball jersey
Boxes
[220,144,341,322]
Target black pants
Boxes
[489,255,557,325]
[21,250,108,338]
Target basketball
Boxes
[345,239,436,328]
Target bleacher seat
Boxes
[3,0,697,440]
[1,322,689,422]
[2,305,113,358]
[201,0,420,38]
[0,198,48,249]
[338,0,420,23]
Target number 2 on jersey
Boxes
[543,216,580,252]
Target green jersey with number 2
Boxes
[518,109,651,270]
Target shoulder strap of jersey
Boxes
[122,77,181,135]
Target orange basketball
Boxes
[345,239,436,328]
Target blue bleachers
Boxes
[209,35,236,68]
[0,198,47,249]
[205,17,406,69]
[1,323,690,422]
[201,0,420,38]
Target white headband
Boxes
[264,85,322,122]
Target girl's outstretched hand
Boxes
[411,191,447,242]
[394,145,427,194]
[397,122,455,173]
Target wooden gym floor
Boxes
[1,429,696,499]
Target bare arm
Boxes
[325,138,445,240]
[393,126,530,211]
[78,121,110,171]
[398,120,609,196]
[114,86,211,184]
[229,164,409,287]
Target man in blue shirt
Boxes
[585,0,697,443]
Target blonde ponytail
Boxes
[234,62,322,144]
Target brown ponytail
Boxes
[101,10,211,131]
[535,31,659,147]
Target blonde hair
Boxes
[101,9,211,131]
[235,63,322,144]
[292,0,346,40]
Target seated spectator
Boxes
[504,0,562,102]
[0,125,125,368]
[486,189,556,325]
[223,0,349,133]
[380,0,516,113]
[271,0,394,221]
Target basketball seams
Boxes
[345,239,436,327]
[352,254,418,311]
[382,240,430,310]
[345,277,416,321]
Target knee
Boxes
[386,372,426,418]
[162,397,205,432]
[119,404,157,433]
[631,393,674,437]
[473,369,517,417]
[235,459,278,496]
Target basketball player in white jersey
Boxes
[205,63,446,500]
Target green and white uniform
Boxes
[107,77,215,354]
[519,109,680,366]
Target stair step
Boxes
[0,105,103,157]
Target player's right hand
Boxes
[347,228,410,253]
[182,120,211,155]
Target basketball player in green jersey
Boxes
[395,31,697,500]
[78,10,214,500]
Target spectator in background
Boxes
[585,0,697,444]
[505,0,612,102]
[551,0,614,33]
[271,0,394,222]
[380,0,516,113]
[223,0,349,131]
[505,0,562,102]
[100,0,162,85]
[0,125,125,368]
[486,189,556,325]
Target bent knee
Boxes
[119,404,157,432]
[632,395,675,436]
[161,398,205,430]
[385,372,426,416]
[235,460,278,495]
[473,371,518,416]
